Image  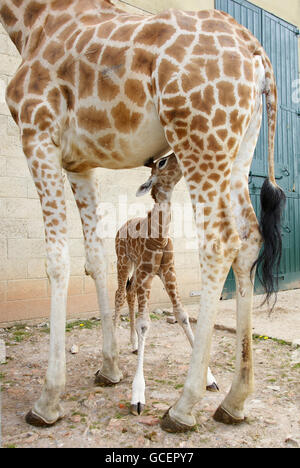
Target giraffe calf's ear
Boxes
[136,176,156,197]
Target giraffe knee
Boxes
[174,309,189,325]
[85,251,106,279]
[136,318,150,336]
[235,225,262,271]
[46,247,70,282]
[225,236,242,261]
[209,234,241,262]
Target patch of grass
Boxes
[71,411,87,417]
[71,411,87,424]
[155,379,167,384]
[90,423,101,430]
[5,444,17,449]
[66,319,99,332]
[150,313,160,321]
[0,372,5,380]
[5,342,17,347]
[271,337,293,346]
[174,383,184,390]
[12,330,30,342]
[188,424,201,433]
[292,363,300,369]
[253,334,293,347]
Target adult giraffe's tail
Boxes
[251,53,286,305]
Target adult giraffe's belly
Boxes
[61,101,170,172]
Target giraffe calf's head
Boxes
[136,153,182,200]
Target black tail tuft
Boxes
[251,178,286,307]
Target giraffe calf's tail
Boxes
[251,52,286,306]
[126,277,133,291]
[126,263,134,291]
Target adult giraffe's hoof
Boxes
[130,402,145,416]
[94,370,121,387]
[160,408,196,433]
[213,405,246,425]
[25,410,62,428]
[132,349,138,355]
[206,382,219,392]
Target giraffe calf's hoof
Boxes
[130,402,145,416]
[213,405,246,425]
[160,408,196,433]
[94,370,121,387]
[206,382,219,392]
[25,410,62,428]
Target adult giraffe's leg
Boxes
[25,144,70,427]
[161,174,241,431]
[67,170,122,385]
[158,262,218,391]
[214,238,260,424]
[155,53,259,431]
[214,87,263,424]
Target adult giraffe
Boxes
[0,0,285,431]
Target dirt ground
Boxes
[1,290,300,448]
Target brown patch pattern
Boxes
[111,102,142,133]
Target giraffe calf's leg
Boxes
[126,276,138,353]
[114,254,133,328]
[130,272,157,416]
[130,316,150,415]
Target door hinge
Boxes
[248,168,289,185]
[280,105,300,116]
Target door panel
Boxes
[215,0,300,297]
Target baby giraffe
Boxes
[114,154,218,415]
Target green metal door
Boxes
[215,0,300,297]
